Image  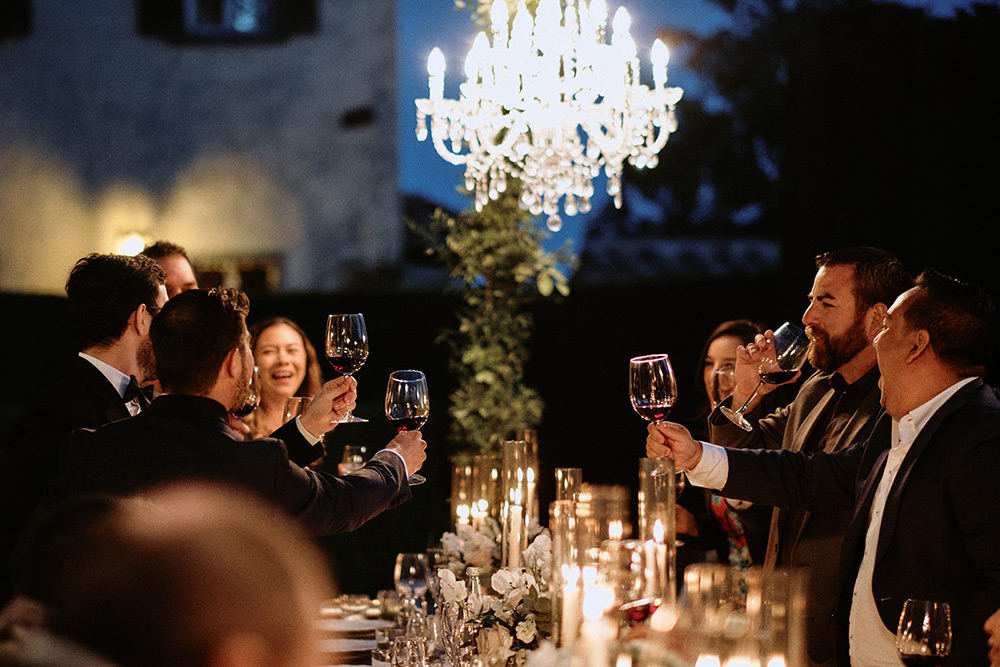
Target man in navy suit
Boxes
[0,253,167,604]
[648,269,1000,667]
[45,287,426,537]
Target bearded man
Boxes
[707,247,913,667]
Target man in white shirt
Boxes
[648,269,1000,667]
[1,253,167,605]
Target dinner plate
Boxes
[316,618,393,638]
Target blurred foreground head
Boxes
[42,483,334,667]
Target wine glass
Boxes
[897,599,951,667]
[325,314,369,423]
[629,354,681,484]
[385,370,429,486]
[232,366,261,419]
[711,363,736,408]
[282,396,311,423]
[719,322,810,432]
[339,445,367,474]
[394,552,430,609]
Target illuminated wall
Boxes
[0,0,400,294]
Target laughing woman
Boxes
[244,316,324,440]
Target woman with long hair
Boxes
[243,317,324,440]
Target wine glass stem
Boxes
[733,379,764,416]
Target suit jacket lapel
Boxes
[74,356,132,423]
[873,379,982,564]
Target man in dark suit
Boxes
[44,287,426,537]
[0,253,167,605]
[708,246,912,666]
[140,240,198,299]
[649,269,1000,667]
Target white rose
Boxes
[437,568,467,604]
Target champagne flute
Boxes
[232,366,261,418]
[897,599,952,667]
[385,370,429,486]
[325,313,369,423]
[629,354,681,485]
[719,322,810,432]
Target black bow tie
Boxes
[123,375,155,408]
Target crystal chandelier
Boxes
[415,0,683,231]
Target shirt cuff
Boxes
[295,416,323,445]
[686,441,730,490]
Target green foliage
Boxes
[411,181,576,462]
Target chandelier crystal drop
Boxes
[415,0,683,227]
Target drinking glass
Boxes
[232,366,261,418]
[711,363,736,408]
[385,370,429,486]
[629,354,680,482]
[897,599,952,667]
[325,313,369,423]
[394,553,430,608]
[391,636,427,667]
[282,396,311,423]
[719,322,810,432]
[339,445,367,474]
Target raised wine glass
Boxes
[719,322,810,432]
[385,370,429,486]
[897,599,951,667]
[232,366,261,419]
[629,354,681,484]
[325,313,369,423]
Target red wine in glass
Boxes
[719,322,810,432]
[632,401,674,423]
[385,370,429,486]
[389,416,427,432]
[759,370,798,385]
[620,597,659,624]
[325,314,369,423]
[232,366,260,419]
[327,356,367,376]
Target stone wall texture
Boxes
[0,0,400,293]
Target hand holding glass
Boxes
[385,370,429,486]
[325,313,369,423]
[629,354,681,483]
[719,322,810,432]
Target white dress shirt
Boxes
[687,377,978,667]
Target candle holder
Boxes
[550,499,581,648]
[515,429,540,524]
[450,463,474,530]
[679,564,807,667]
[638,457,676,605]
[470,454,500,529]
[500,440,530,569]
[555,467,583,501]
[576,484,631,569]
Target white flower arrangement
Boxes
[439,516,546,580]
[437,530,553,667]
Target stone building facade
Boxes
[0,0,400,293]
